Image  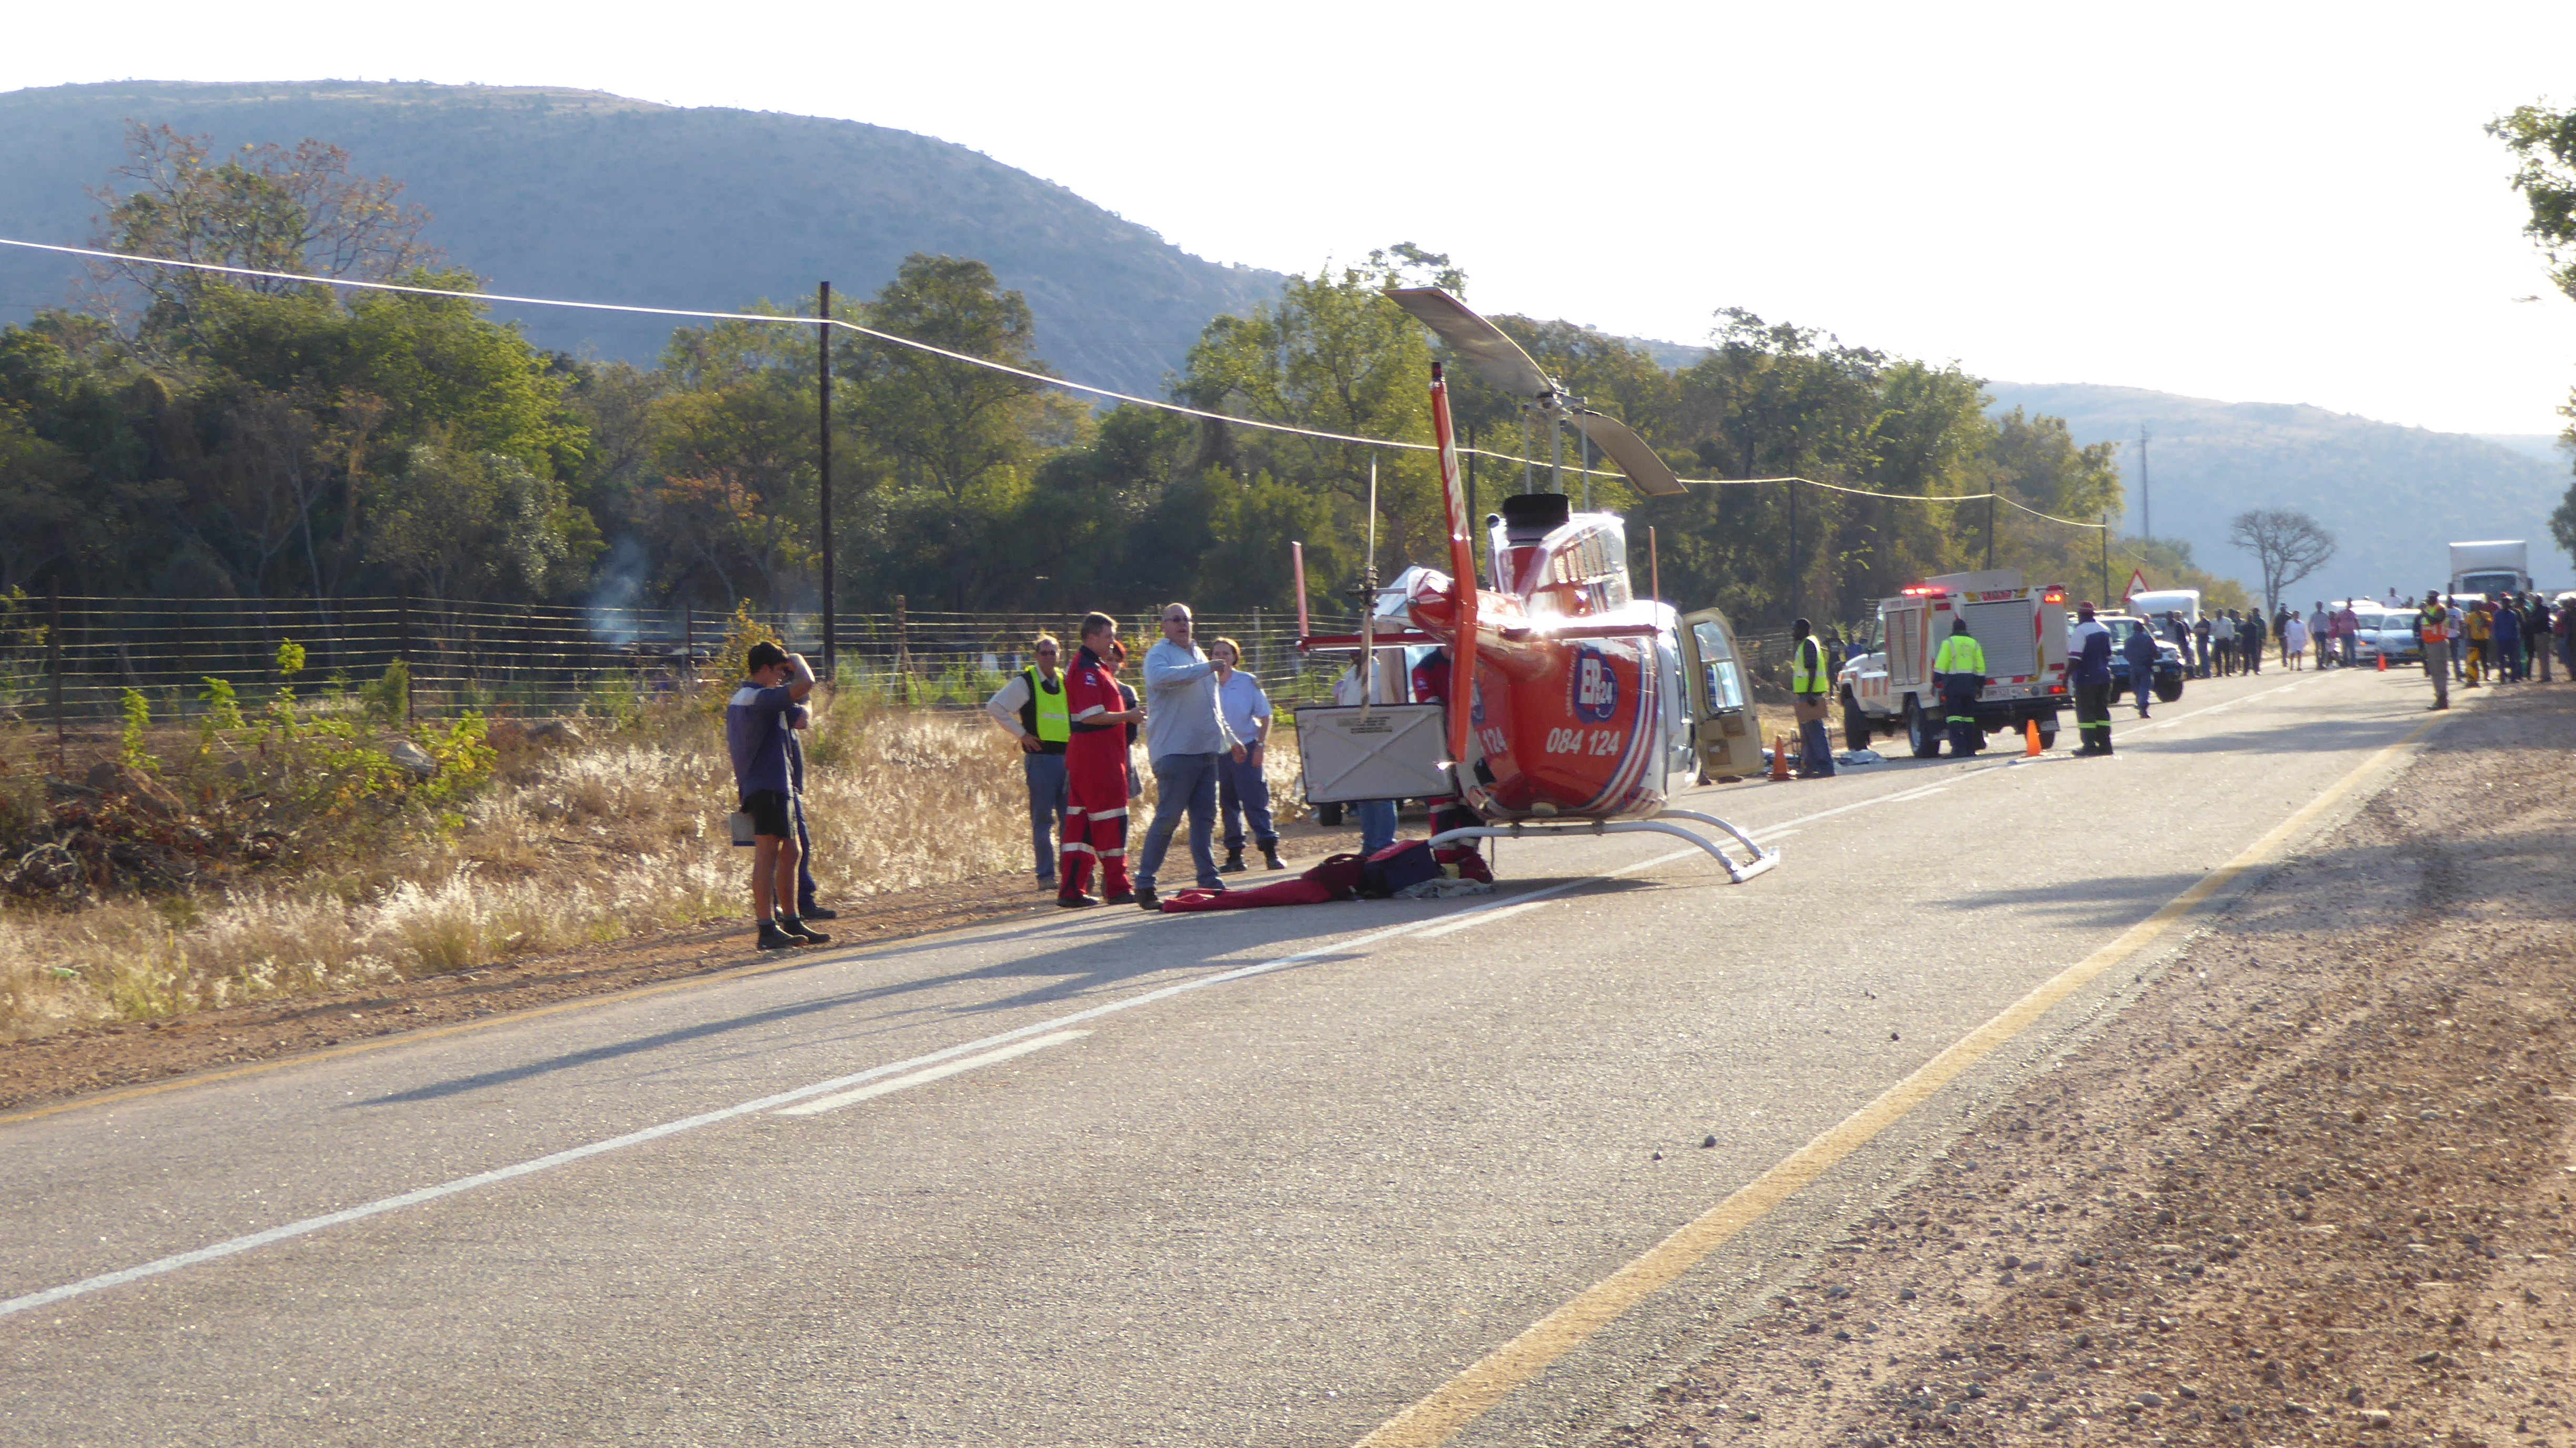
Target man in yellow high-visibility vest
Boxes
[985,632,1074,888]
[1930,616,1988,756]
[1789,617,1836,778]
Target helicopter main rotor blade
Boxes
[1568,410,1685,497]
[1385,288,1559,410]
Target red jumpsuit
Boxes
[1058,646,1132,900]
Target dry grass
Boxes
[0,696,1309,1040]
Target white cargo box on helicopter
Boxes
[1836,569,2070,756]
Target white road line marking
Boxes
[2,692,2313,1318]
[0,872,1637,1319]
[775,1032,1089,1117]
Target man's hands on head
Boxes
[786,651,817,701]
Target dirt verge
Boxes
[0,872,1057,1115]
[1628,682,2576,1448]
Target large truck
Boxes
[1837,569,2070,755]
[2449,541,2531,600]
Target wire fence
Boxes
[0,594,1381,735]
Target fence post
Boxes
[682,607,696,692]
[47,581,65,775]
[893,594,913,703]
[397,594,414,725]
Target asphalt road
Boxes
[0,662,2460,1446]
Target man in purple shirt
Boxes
[727,642,827,949]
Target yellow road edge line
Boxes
[1354,707,2449,1448]
[0,904,1054,1129]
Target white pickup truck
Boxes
[1838,569,2071,755]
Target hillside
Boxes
[0,81,1283,395]
[1985,383,2576,599]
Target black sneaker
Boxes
[1134,887,1160,912]
[1262,846,1285,871]
[1058,893,1101,909]
[1219,849,1247,874]
[779,917,831,944]
[1104,890,1137,906]
[796,902,840,921]
[757,921,802,950]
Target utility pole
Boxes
[1787,480,1799,624]
[818,281,836,680]
[2099,515,2111,604]
[2138,423,2151,542]
[1986,492,1996,570]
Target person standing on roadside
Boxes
[2240,608,2266,675]
[2448,597,2469,680]
[2417,591,2451,710]
[2333,600,2360,667]
[2307,601,2331,668]
[1932,616,1990,756]
[1056,614,1144,908]
[1789,617,1837,778]
[1106,639,1145,796]
[2166,611,2197,678]
[727,642,828,950]
[2492,598,2522,683]
[2067,602,2116,755]
[2463,600,2491,688]
[1132,603,1243,911]
[2122,617,2161,718]
[984,633,1071,891]
[2193,614,2215,678]
[1209,636,1282,873]
[2282,609,2310,671]
[784,702,835,922]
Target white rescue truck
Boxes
[1837,569,2071,756]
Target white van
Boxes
[2127,588,2201,625]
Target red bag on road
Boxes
[1158,879,1337,911]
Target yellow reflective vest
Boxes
[1933,632,1986,677]
[1792,637,1830,695]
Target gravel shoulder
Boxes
[1624,681,2576,1448]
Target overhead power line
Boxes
[0,237,2104,530]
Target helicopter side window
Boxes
[1692,621,1746,712]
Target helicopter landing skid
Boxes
[1425,808,1779,885]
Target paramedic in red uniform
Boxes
[1059,613,1144,907]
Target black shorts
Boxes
[740,789,792,839]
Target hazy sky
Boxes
[8,2,2575,435]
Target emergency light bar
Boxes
[2041,591,2066,604]
[1900,585,1946,597]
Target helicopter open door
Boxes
[1678,608,1764,782]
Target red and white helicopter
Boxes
[1292,289,1779,884]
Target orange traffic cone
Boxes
[1770,733,1792,781]
[2025,719,2044,757]
[2378,650,2387,672]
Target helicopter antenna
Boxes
[1354,456,1381,724]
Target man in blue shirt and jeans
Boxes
[728,641,829,950]
[1132,602,1243,911]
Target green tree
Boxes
[368,443,594,602]
[1179,257,1441,603]
[90,123,435,347]
[2491,103,2576,564]
[848,255,1061,502]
